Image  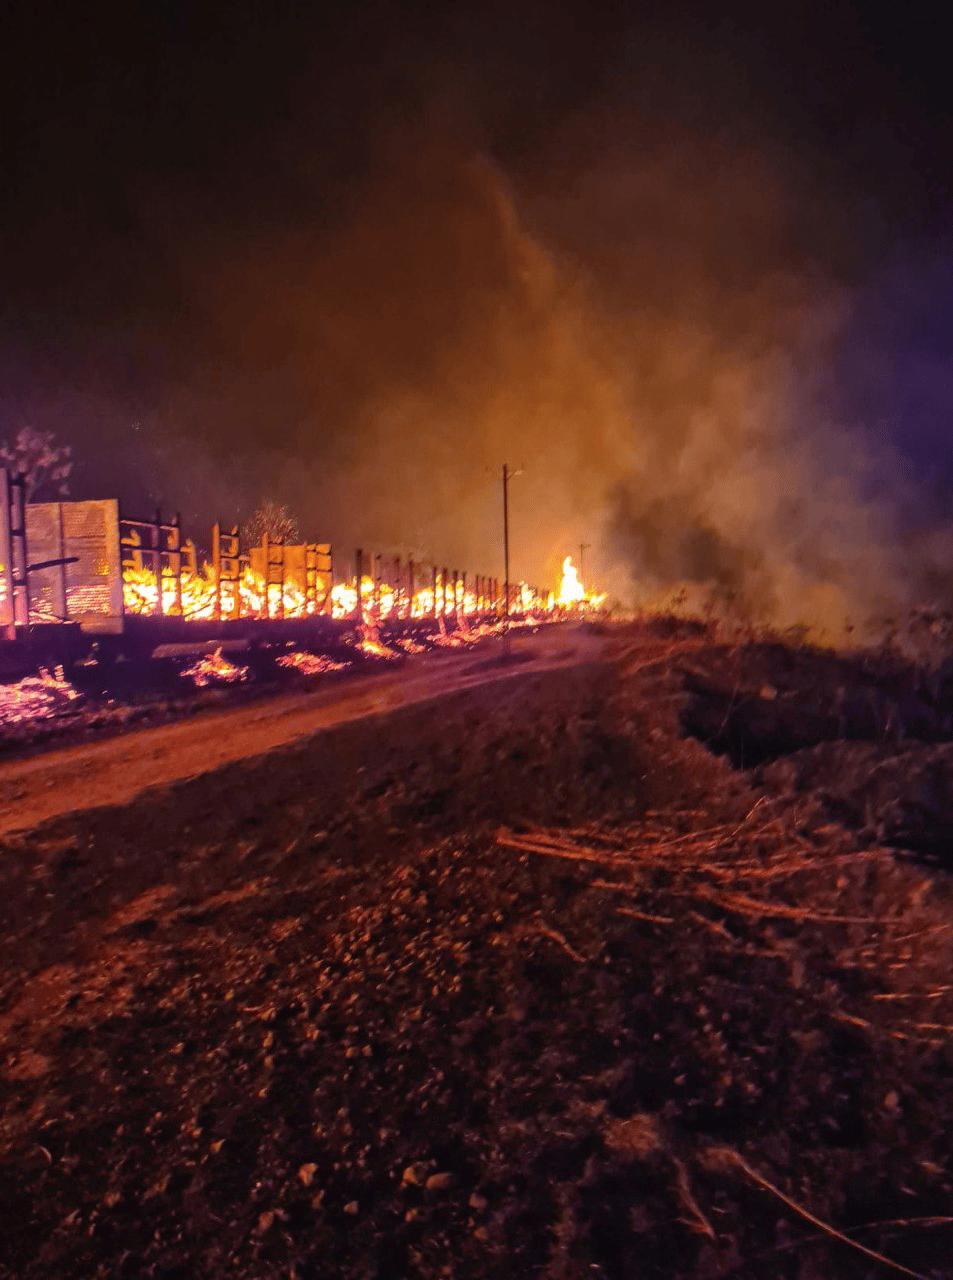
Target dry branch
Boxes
[703,1146,928,1279]
[496,830,635,870]
[684,885,888,925]
[772,1215,953,1255]
[873,987,951,1001]
[616,905,675,926]
[673,1157,715,1239]
[533,921,588,964]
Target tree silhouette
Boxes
[0,427,73,502]
[241,498,301,546]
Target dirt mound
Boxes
[667,633,953,871]
[759,740,953,866]
[677,642,951,767]
[1,625,951,1278]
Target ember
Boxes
[0,667,79,726]
[276,651,348,676]
[179,648,249,687]
[353,623,400,660]
[432,617,500,647]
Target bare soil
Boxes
[0,622,951,1278]
[0,627,595,837]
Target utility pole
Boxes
[502,463,511,658]
[495,462,523,658]
[579,542,591,582]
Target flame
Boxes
[0,667,79,726]
[122,563,458,623]
[276,651,348,676]
[557,556,585,607]
[3,552,610,729]
[432,615,502,647]
[121,562,489,622]
[120,551,605,625]
[556,556,607,612]
[180,648,249,687]
[353,620,400,660]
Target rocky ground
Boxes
[0,621,951,1278]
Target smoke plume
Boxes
[144,119,943,638]
[4,12,952,638]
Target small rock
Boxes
[257,1211,275,1234]
[402,1163,428,1186]
[344,1200,359,1215]
[602,1112,662,1159]
[298,1162,318,1187]
[425,1171,455,1192]
[468,1192,487,1211]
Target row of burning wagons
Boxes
[1,469,545,644]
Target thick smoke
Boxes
[4,35,952,636]
[147,120,942,638]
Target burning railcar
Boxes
[1,468,604,670]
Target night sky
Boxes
[1,1,951,622]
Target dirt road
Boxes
[0,626,605,837]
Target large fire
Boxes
[2,553,609,726]
[554,556,607,612]
[557,555,585,607]
[121,557,606,622]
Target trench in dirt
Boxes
[677,640,953,868]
